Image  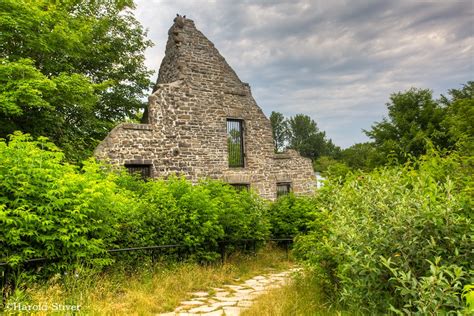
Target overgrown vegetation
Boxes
[0,133,271,273]
[1,1,472,312]
[295,150,473,314]
[8,245,293,314]
[242,271,354,316]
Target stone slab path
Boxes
[158,268,300,316]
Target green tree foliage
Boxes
[270,111,288,152]
[340,142,379,170]
[287,114,340,161]
[364,88,447,164]
[295,151,473,314]
[0,0,153,162]
[440,81,474,154]
[268,194,315,239]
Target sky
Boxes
[133,0,473,148]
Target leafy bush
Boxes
[203,180,270,243]
[116,178,270,262]
[295,151,473,314]
[0,133,271,270]
[268,194,315,239]
[0,133,133,269]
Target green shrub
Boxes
[116,178,271,262]
[0,133,133,269]
[295,151,473,314]
[0,133,271,272]
[203,180,270,243]
[268,194,315,239]
[118,177,225,261]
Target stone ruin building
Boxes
[94,15,316,200]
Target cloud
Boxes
[134,0,473,148]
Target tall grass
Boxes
[242,270,355,316]
[6,244,293,315]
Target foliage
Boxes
[340,142,379,170]
[313,156,339,173]
[268,113,340,161]
[313,156,351,180]
[0,0,153,162]
[382,257,467,314]
[287,114,340,160]
[295,151,473,314]
[204,180,270,243]
[364,88,451,166]
[268,194,315,239]
[325,162,352,180]
[0,132,132,268]
[440,81,474,155]
[463,284,474,313]
[0,133,270,271]
[270,111,289,152]
[117,177,270,261]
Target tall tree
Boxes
[287,114,339,160]
[341,142,378,170]
[0,0,153,162]
[270,111,288,152]
[440,81,474,154]
[364,88,447,164]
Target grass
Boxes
[241,270,354,316]
[5,244,293,315]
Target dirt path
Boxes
[158,267,300,316]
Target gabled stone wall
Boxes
[95,16,316,200]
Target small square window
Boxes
[125,164,151,180]
[276,183,291,197]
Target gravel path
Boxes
[158,268,300,316]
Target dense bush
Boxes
[0,133,270,271]
[116,177,270,261]
[0,133,134,269]
[295,150,473,314]
[268,194,315,239]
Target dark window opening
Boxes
[227,119,245,167]
[125,164,151,180]
[277,182,291,197]
[230,183,250,192]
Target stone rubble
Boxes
[158,268,300,316]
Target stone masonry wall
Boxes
[95,16,315,200]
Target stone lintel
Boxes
[273,153,291,159]
[122,123,153,131]
[124,159,153,165]
[223,173,252,184]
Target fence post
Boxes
[2,266,9,308]
[220,242,226,264]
